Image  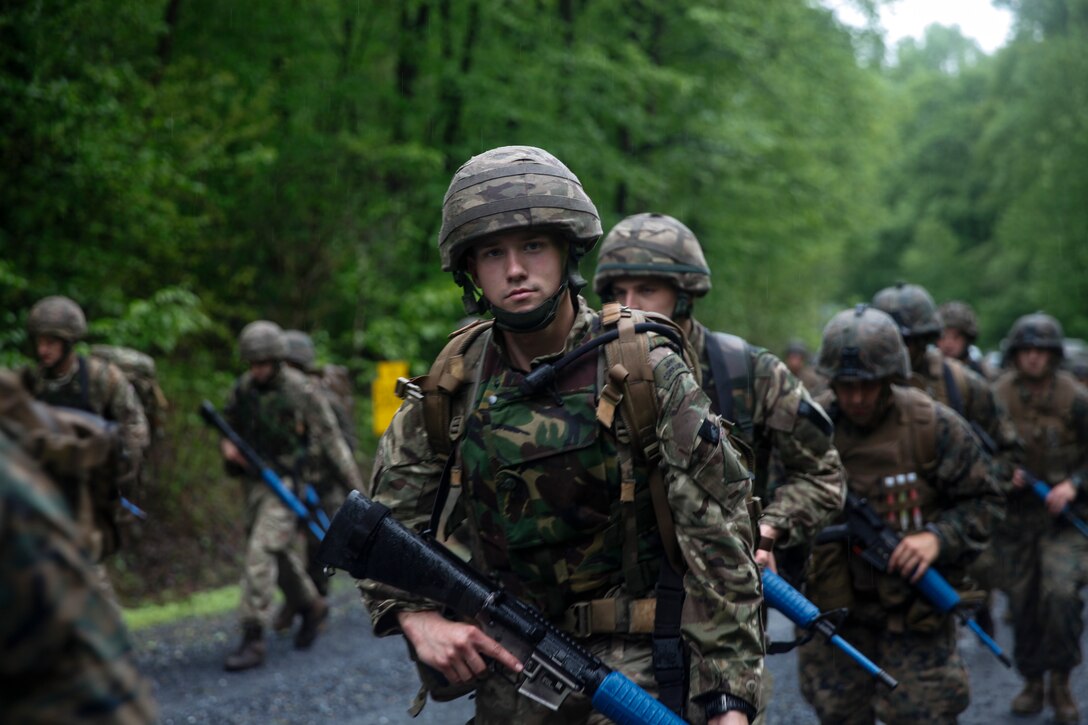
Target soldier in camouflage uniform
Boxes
[0,371,157,722]
[360,147,764,724]
[992,312,1088,724]
[217,321,364,671]
[798,305,1002,725]
[873,284,1021,634]
[784,340,828,397]
[593,213,845,575]
[281,329,359,621]
[937,300,997,381]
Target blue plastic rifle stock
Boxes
[1030,480,1088,539]
[200,400,327,541]
[591,672,686,725]
[762,570,898,689]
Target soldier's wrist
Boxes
[700,692,757,722]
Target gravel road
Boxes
[137,581,1085,724]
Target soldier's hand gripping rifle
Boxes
[817,492,1012,667]
[1025,472,1088,539]
[318,490,686,725]
[199,401,327,541]
[761,569,897,689]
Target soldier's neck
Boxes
[499,297,576,372]
[44,352,77,379]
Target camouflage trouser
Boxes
[239,485,317,629]
[798,616,968,725]
[304,484,348,597]
[995,512,1088,677]
[468,635,713,725]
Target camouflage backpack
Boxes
[90,345,169,443]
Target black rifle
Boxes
[319,491,686,725]
[818,492,1011,667]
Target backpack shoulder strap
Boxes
[705,331,754,437]
[418,319,494,457]
[941,359,966,416]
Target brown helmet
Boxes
[871,283,941,339]
[27,296,87,343]
[438,145,601,274]
[817,305,910,382]
[593,212,711,305]
[1006,312,1064,357]
[938,301,980,340]
[283,330,316,370]
[239,321,287,363]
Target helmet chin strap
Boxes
[672,292,693,320]
[457,254,585,334]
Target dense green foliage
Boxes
[2,0,1085,600]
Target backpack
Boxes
[90,345,169,444]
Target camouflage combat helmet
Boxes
[283,330,316,370]
[238,321,287,363]
[27,296,87,343]
[593,213,711,313]
[1006,312,1064,356]
[817,304,910,382]
[439,145,602,331]
[871,283,942,339]
[785,339,810,358]
[938,301,979,340]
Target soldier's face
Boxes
[938,328,968,359]
[609,277,679,319]
[467,230,565,314]
[35,335,67,368]
[785,352,806,376]
[249,361,277,384]
[1015,347,1053,379]
[833,379,886,427]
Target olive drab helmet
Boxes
[283,330,317,371]
[938,301,980,341]
[27,296,87,343]
[593,212,710,319]
[238,321,287,363]
[871,283,942,339]
[438,145,602,332]
[817,304,910,382]
[1006,312,1064,357]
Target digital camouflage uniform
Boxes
[224,361,364,632]
[0,417,156,723]
[992,313,1088,719]
[798,305,1002,725]
[360,149,764,724]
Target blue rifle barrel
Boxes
[914,567,1011,667]
[120,496,148,520]
[762,570,898,689]
[1030,480,1088,539]
[199,401,326,540]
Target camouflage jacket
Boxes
[225,364,362,494]
[21,355,150,470]
[0,430,157,723]
[910,347,1022,480]
[994,369,1088,517]
[362,298,765,707]
[689,321,846,549]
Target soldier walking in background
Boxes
[799,305,1002,724]
[361,147,764,724]
[216,321,363,671]
[783,339,829,397]
[938,300,997,380]
[992,312,1088,724]
[593,212,845,577]
[0,371,157,722]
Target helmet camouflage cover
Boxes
[871,283,942,339]
[283,330,316,370]
[817,304,910,382]
[27,296,87,343]
[239,321,287,363]
[1007,312,1064,356]
[593,212,711,297]
[938,301,979,340]
[438,145,602,273]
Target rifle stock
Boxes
[1028,478,1088,539]
[319,490,686,725]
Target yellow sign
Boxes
[372,360,409,436]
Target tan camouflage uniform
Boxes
[225,364,363,630]
[361,297,765,723]
[0,424,157,723]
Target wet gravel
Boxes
[136,583,1085,724]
